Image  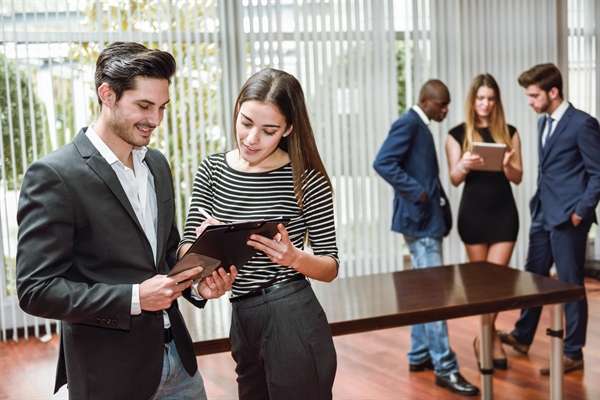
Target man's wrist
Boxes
[190,281,205,300]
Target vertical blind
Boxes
[0,0,402,340]
[429,0,599,267]
[428,0,563,269]
[0,0,597,341]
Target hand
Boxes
[460,151,484,172]
[195,216,224,237]
[503,148,516,167]
[139,267,202,312]
[198,266,238,299]
[247,223,300,268]
[571,213,582,227]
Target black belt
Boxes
[230,274,306,303]
[164,327,173,343]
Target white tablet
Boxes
[471,142,506,172]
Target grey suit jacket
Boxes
[16,128,205,399]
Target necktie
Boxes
[543,116,554,147]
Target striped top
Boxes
[180,153,339,297]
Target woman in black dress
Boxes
[445,74,523,369]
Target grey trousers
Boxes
[230,279,337,400]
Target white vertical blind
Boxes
[0,0,597,341]
[428,0,587,270]
[568,0,600,260]
[0,0,229,340]
[224,0,399,277]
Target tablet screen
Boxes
[168,217,290,280]
[471,142,506,172]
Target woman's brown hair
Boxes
[463,73,512,152]
[232,68,332,208]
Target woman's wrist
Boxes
[457,160,469,175]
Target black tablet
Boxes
[168,217,290,280]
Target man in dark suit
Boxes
[16,42,237,399]
[499,63,600,374]
[373,80,479,396]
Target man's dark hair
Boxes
[517,63,563,98]
[94,42,177,106]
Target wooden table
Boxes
[180,262,585,399]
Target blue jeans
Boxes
[404,235,459,376]
[149,340,207,400]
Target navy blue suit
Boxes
[512,103,600,360]
[373,108,451,239]
[374,108,458,376]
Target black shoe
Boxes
[473,336,508,370]
[409,358,434,372]
[435,372,480,396]
[493,358,508,370]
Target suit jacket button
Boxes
[101,318,107,324]
[96,318,101,323]
[111,319,117,325]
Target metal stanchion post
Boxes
[549,304,564,400]
[479,313,493,399]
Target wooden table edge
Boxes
[193,286,584,356]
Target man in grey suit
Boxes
[16,42,237,399]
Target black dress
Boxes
[448,124,519,244]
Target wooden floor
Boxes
[1,277,598,399]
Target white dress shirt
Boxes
[542,99,569,147]
[412,104,431,126]
[85,126,170,326]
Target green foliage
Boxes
[0,54,46,190]
[52,74,79,150]
[80,0,220,34]
[77,0,225,188]
[3,255,16,296]
[396,40,408,115]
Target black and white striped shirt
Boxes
[181,153,339,296]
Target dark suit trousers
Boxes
[512,210,591,360]
[230,280,337,400]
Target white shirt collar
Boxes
[85,125,148,168]
[412,105,431,126]
[547,99,569,123]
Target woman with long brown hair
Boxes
[179,68,338,399]
[445,73,523,370]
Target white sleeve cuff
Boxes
[190,280,205,300]
[131,284,142,315]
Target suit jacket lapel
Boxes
[412,110,439,173]
[542,104,573,162]
[144,149,169,268]
[538,116,545,161]
[73,129,145,235]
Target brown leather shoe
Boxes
[539,356,584,375]
[497,331,530,354]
